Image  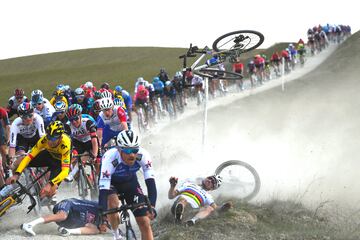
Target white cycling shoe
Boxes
[21,223,36,236]
[58,227,70,236]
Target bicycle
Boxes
[215,160,260,202]
[72,153,99,201]
[101,195,153,240]
[0,168,49,218]
[179,30,264,82]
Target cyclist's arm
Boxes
[96,115,105,145]
[34,114,46,137]
[168,186,179,199]
[49,139,71,185]
[116,107,128,131]
[86,120,98,157]
[139,149,157,206]
[98,150,116,210]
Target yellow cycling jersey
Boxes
[16,134,72,185]
[50,96,69,108]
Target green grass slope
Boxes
[0,42,291,105]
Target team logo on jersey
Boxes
[63,159,70,164]
[102,170,110,178]
[145,160,152,169]
[136,154,143,161]
[112,159,118,167]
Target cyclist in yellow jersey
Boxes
[6,121,71,199]
[49,90,69,108]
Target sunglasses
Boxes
[69,116,80,122]
[47,134,61,141]
[121,148,139,155]
[36,102,43,106]
[21,114,33,119]
[16,97,23,100]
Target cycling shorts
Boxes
[27,150,62,183]
[109,177,149,217]
[16,133,40,152]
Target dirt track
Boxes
[1,32,360,239]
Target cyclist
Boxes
[187,71,204,105]
[288,44,297,69]
[152,76,165,119]
[114,85,133,122]
[168,175,223,226]
[247,60,256,88]
[21,198,106,236]
[254,54,265,84]
[232,57,244,90]
[31,91,55,127]
[270,52,281,77]
[96,97,128,148]
[65,104,100,181]
[171,71,185,112]
[0,107,10,188]
[163,81,177,118]
[297,43,306,65]
[72,87,91,114]
[133,85,151,127]
[51,101,70,132]
[8,102,46,172]
[134,77,147,94]
[49,89,69,108]
[7,88,29,118]
[281,49,291,73]
[99,130,157,240]
[89,99,102,121]
[6,121,71,200]
[158,67,170,85]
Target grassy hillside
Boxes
[0,43,291,105]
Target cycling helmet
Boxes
[137,77,144,82]
[94,91,102,100]
[64,85,71,91]
[115,85,123,92]
[56,84,65,91]
[14,88,25,98]
[67,104,83,118]
[101,82,110,90]
[31,89,43,98]
[152,76,160,82]
[17,102,34,116]
[160,68,166,73]
[101,90,113,99]
[114,98,125,108]
[137,85,146,93]
[249,60,254,64]
[99,97,114,110]
[165,81,171,87]
[93,99,102,113]
[254,54,261,59]
[54,89,65,97]
[85,81,93,89]
[116,130,140,148]
[288,43,294,48]
[74,87,85,96]
[31,94,44,105]
[46,121,65,138]
[175,71,183,79]
[207,175,223,190]
[54,101,67,113]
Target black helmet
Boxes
[46,121,65,139]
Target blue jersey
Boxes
[153,81,164,91]
[121,90,133,111]
[53,198,100,228]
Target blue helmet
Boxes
[153,77,160,82]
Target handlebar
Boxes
[15,180,37,214]
[101,195,152,216]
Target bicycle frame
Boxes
[0,169,49,217]
[73,153,98,200]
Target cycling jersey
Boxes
[176,180,214,208]
[97,106,127,132]
[53,198,100,228]
[7,96,28,111]
[153,81,164,91]
[0,107,10,126]
[34,99,55,125]
[164,86,176,99]
[69,116,97,143]
[9,113,46,148]
[120,89,133,111]
[16,134,71,185]
[192,75,204,87]
[232,62,244,73]
[134,89,149,102]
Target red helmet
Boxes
[15,88,25,98]
[137,85,146,92]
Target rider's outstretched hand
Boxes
[169,177,178,187]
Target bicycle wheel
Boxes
[89,168,99,201]
[198,68,243,80]
[0,198,14,217]
[126,225,137,240]
[215,160,260,201]
[78,168,88,199]
[212,30,264,53]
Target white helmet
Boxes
[31,89,43,98]
[208,175,223,189]
[116,130,140,148]
[85,81,93,89]
[74,87,85,96]
[54,101,67,112]
[99,97,114,110]
[137,77,144,82]
[101,90,112,99]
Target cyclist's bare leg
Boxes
[135,216,153,240]
[11,149,26,172]
[107,193,120,231]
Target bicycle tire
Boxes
[89,170,99,201]
[212,30,264,53]
[198,68,243,80]
[215,160,260,201]
[126,226,137,240]
[78,168,88,199]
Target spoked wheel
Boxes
[212,30,264,54]
[215,160,260,201]
[198,68,243,80]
